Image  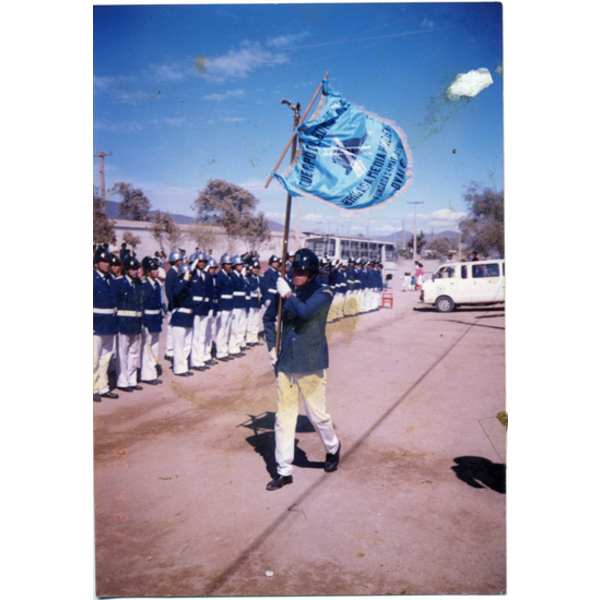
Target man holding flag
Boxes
[262,248,341,491]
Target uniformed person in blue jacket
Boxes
[245,259,263,346]
[229,255,248,356]
[164,251,184,362]
[262,248,341,491]
[189,252,211,371]
[114,256,144,392]
[93,247,119,402]
[262,255,281,309]
[140,256,164,385]
[215,254,235,361]
[171,263,195,376]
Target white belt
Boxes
[193,296,206,302]
[93,307,116,315]
[176,307,193,314]
[233,291,246,296]
[117,310,142,317]
[268,288,277,294]
[144,309,161,315]
[221,294,233,299]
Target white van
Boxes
[420,259,505,312]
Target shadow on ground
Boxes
[452,456,506,494]
[239,412,323,478]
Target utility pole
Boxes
[407,201,424,261]
[94,151,112,212]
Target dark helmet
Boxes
[124,256,140,271]
[142,256,159,273]
[292,248,320,272]
[269,254,281,265]
[250,260,260,269]
[109,253,121,267]
[93,247,111,264]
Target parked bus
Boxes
[303,234,398,273]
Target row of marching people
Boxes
[93,247,387,403]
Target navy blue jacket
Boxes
[164,266,179,312]
[114,275,144,335]
[246,273,262,309]
[93,269,118,336]
[231,269,247,309]
[142,277,164,333]
[216,270,234,312]
[262,266,280,305]
[263,280,334,376]
[171,278,194,328]
[190,270,211,317]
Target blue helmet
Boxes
[292,248,320,272]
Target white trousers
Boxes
[93,334,115,395]
[116,332,141,388]
[191,314,210,367]
[275,370,339,477]
[141,327,160,381]
[215,310,233,358]
[229,307,246,353]
[165,311,174,357]
[246,307,261,344]
[172,325,193,374]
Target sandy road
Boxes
[94,269,506,597]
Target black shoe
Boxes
[205,359,218,366]
[216,356,231,362]
[141,379,162,385]
[174,371,194,377]
[100,391,119,399]
[324,442,341,472]
[93,394,102,402]
[266,475,293,491]
[164,354,174,362]
[117,386,133,393]
[131,385,143,391]
[190,365,208,371]
[229,352,245,358]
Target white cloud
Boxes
[266,32,310,49]
[93,74,148,105]
[202,89,246,101]
[149,63,188,82]
[203,41,289,81]
[446,68,493,101]
[94,118,144,133]
[223,117,246,123]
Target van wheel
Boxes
[435,296,455,313]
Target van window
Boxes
[472,263,500,278]
[461,265,468,279]
[436,266,456,278]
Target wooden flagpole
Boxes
[264,71,329,190]
[270,73,329,359]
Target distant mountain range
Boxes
[103,200,457,242]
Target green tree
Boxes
[192,179,270,250]
[93,186,116,245]
[122,231,141,253]
[459,184,504,257]
[111,182,152,221]
[406,231,426,255]
[428,236,454,258]
[151,210,182,252]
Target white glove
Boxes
[276,277,292,297]
[269,348,278,367]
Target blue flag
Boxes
[273,80,412,211]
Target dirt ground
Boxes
[93,260,506,598]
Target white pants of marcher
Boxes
[165,311,174,357]
[229,307,246,353]
[93,334,115,395]
[172,325,193,374]
[191,315,210,367]
[204,313,215,362]
[275,370,340,477]
[215,310,233,358]
[246,307,261,344]
[140,327,160,381]
[116,332,141,388]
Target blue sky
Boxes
[93,2,503,239]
